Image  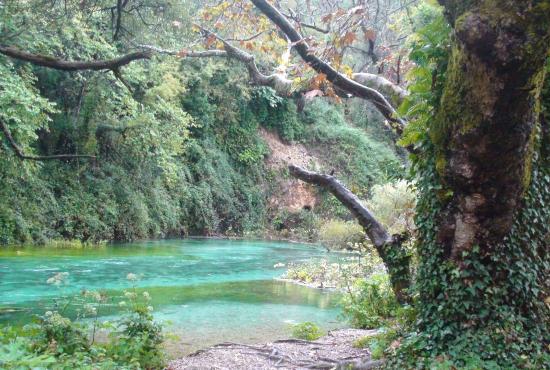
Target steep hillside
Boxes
[258,99,404,242]
[0,59,402,245]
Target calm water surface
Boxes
[0,239,343,354]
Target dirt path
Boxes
[167,328,382,370]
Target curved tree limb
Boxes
[195,25,294,96]
[0,45,145,161]
[0,45,151,71]
[353,72,408,107]
[0,120,95,161]
[137,44,228,58]
[289,164,410,303]
[250,0,407,133]
[289,165,391,247]
[0,45,146,161]
[139,27,293,96]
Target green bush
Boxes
[0,60,272,245]
[0,273,165,370]
[318,219,365,249]
[108,307,164,369]
[32,311,90,356]
[292,322,323,341]
[353,328,399,360]
[283,261,319,284]
[302,99,403,196]
[366,180,416,235]
[252,87,304,142]
[341,273,400,329]
[0,334,57,369]
[271,209,320,242]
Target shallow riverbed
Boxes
[0,239,344,354]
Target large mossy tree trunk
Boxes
[411,1,550,366]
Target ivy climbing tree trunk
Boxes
[411,1,550,365]
[433,0,550,260]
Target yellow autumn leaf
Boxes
[342,65,354,78]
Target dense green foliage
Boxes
[0,53,400,245]
[318,219,365,249]
[0,1,262,243]
[291,322,324,341]
[1,62,401,245]
[0,59,269,243]
[341,273,400,329]
[0,0,401,245]
[302,100,402,197]
[0,274,165,369]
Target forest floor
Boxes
[167,328,381,370]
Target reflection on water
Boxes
[0,239,344,351]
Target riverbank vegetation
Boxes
[0,60,400,245]
[1,273,165,369]
[1,0,549,368]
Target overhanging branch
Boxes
[0,45,151,71]
[289,165,391,248]
[195,25,293,96]
[289,164,411,303]
[352,72,408,107]
[139,26,293,96]
[137,44,228,58]
[251,0,407,132]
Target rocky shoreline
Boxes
[167,328,382,370]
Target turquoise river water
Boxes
[0,239,343,354]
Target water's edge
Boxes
[0,239,346,353]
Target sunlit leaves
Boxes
[194,0,413,91]
[310,73,328,89]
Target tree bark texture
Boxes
[433,0,550,260]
